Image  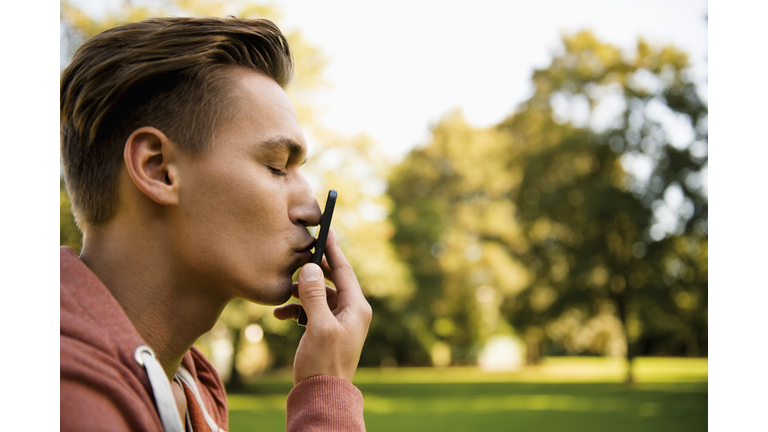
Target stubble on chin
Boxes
[247,276,294,306]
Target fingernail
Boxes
[300,263,322,282]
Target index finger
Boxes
[322,228,363,300]
[319,256,334,286]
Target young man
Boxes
[60,17,372,431]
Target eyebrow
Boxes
[261,136,309,165]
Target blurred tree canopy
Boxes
[388,31,707,380]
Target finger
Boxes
[273,302,302,321]
[297,263,336,325]
[276,287,338,321]
[323,229,363,300]
[325,286,339,312]
[291,282,339,310]
[320,256,334,283]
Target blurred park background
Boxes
[60,0,708,430]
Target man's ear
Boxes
[123,127,180,206]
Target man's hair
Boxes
[60,17,293,228]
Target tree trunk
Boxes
[625,352,635,385]
[614,292,635,385]
[225,328,245,392]
[525,327,544,366]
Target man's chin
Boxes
[273,287,294,306]
[247,277,294,306]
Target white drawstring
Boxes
[176,365,226,432]
[134,345,185,432]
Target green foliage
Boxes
[387,31,707,372]
[389,111,530,365]
[505,31,708,367]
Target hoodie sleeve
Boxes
[286,376,365,431]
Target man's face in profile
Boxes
[167,68,322,305]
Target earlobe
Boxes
[123,127,180,207]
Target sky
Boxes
[66,0,709,160]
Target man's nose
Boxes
[290,175,323,227]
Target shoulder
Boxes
[60,325,162,431]
[60,247,162,431]
[60,245,146,371]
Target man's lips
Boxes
[284,239,316,276]
[297,238,317,254]
[293,238,317,264]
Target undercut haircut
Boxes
[60,17,294,229]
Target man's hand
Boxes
[273,229,372,384]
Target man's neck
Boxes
[80,222,230,379]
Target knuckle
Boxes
[301,288,328,302]
[359,302,373,323]
[337,260,355,274]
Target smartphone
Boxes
[311,189,337,265]
[298,190,336,326]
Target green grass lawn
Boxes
[227,357,707,431]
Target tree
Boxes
[387,31,707,380]
[388,111,531,366]
[504,31,707,382]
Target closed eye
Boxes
[269,167,287,176]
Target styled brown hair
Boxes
[60,17,294,228]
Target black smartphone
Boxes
[311,189,337,265]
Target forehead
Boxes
[216,68,306,156]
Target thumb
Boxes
[298,263,334,325]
